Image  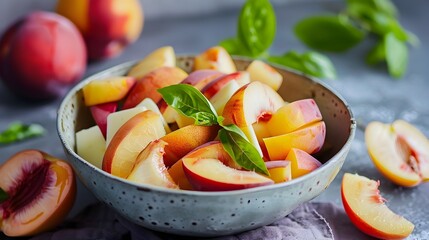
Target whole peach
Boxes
[0,11,86,100]
[56,0,144,60]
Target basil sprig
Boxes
[0,188,8,203]
[158,84,269,175]
[0,122,45,145]
[295,0,417,78]
[220,0,336,80]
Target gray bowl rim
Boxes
[57,55,356,197]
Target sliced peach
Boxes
[246,60,283,91]
[365,120,429,187]
[160,125,219,167]
[182,157,274,191]
[286,148,322,179]
[127,46,176,78]
[209,80,240,115]
[106,106,148,146]
[193,46,237,74]
[265,160,292,183]
[222,81,285,155]
[135,98,171,133]
[102,110,166,178]
[263,121,326,160]
[0,150,76,237]
[89,102,117,138]
[267,99,323,136]
[201,71,247,99]
[123,66,188,109]
[76,125,106,169]
[181,69,224,91]
[127,140,178,189]
[168,159,194,190]
[82,76,135,106]
[341,173,414,239]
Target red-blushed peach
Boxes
[286,148,322,179]
[160,125,219,167]
[193,46,237,74]
[341,173,414,239]
[222,81,285,155]
[265,160,292,183]
[90,102,118,138]
[102,110,166,178]
[56,0,143,60]
[0,150,76,237]
[267,99,323,136]
[201,71,246,99]
[123,66,188,109]
[127,140,178,189]
[263,121,326,160]
[168,159,194,190]
[127,46,175,78]
[246,60,283,91]
[82,77,135,106]
[0,11,86,100]
[365,120,429,187]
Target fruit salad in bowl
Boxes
[57,46,355,236]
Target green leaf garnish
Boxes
[237,0,276,57]
[0,188,8,203]
[0,122,45,145]
[385,33,408,78]
[269,51,336,79]
[366,39,386,65]
[219,128,269,175]
[294,15,365,52]
[158,84,218,126]
[158,84,269,176]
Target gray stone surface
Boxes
[0,0,428,238]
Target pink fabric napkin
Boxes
[29,202,373,240]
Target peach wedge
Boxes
[341,173,414,239]
[193,46,237,74]
[127,46,176,78]
[82,76,135,106]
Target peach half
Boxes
[341,173,414,239]
[222,81,285,155]
[0,150,76,237]
[102,110,166,178]
[365,120,429,187]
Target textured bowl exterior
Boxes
[57,56,356,237]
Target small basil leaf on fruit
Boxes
[385,33,408,78]
[220,124,248,141]
[0,188,8,203]
[219,128,269,176]
[238,0,276,57]
[294,15,365,52]
[158,84,218,126]
[0,122,45,144]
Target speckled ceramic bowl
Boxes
[57,56,356,237]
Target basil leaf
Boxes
[268,51,336,79]
[219,37,253,57]
[238,0,276,57]
[366,39,386,65]
[0,122,45,144]
[158,84,218,126]
[220,123,248,140]
[294,15,365,52]
[347,0,397,17]
[219,128,269,176]
[0,188,8,203]
[385,33,408,78]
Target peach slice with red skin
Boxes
[102,110,166,178]
[341,173,414,239]
[264,121,326,161]
[246,60,283,91]
[123,66,188,109]
[222,81,285,155]
[181,141,273,191]
[265,160,292,183]
[267,99,323,136]
[0,150,76,237]
[365,120,429,187]
[201,71,249,99]
[168,159,194,190]
[193,46,237,74]
[160,125,219,167]
[286,148,322,179]
[127,140,178,189]
[90,102,117,138]
[82,76,135,106]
